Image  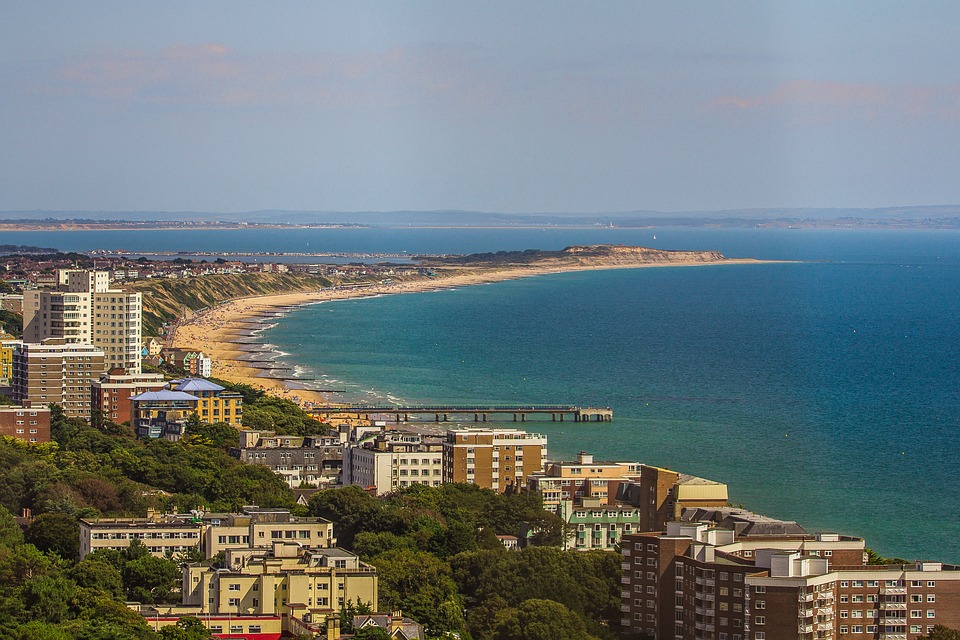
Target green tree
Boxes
[22,575,77,623]
[69,557,124,599]
[158,616,213,639]
[921,627,960,640]
[123,554,180,603]
[25,513,80,561]
[492,599,592,640]
[371,548,465,635]
[0,505,24,548]
[352,627,392,640]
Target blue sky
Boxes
[2,2,960,214]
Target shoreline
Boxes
[170,258,774,408]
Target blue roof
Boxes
[130,390,200,402]
[170,378,224,393]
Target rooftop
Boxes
[129,390,199,402]
[170,377,226,392]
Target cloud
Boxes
[710,80,960,121]
[45,43,496,110]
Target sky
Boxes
[2,2,960,215]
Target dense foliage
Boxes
[308,484,620,640]
[0,406,299,637]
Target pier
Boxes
[310,404,613,423]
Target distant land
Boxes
[2,205,960,229]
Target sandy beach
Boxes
[170,258,766,407]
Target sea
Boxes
[6,226,960,562]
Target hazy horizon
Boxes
[4,3,960,214]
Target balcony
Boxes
[880,586,907,595]
[815,590,833,600]
[695,606,714,617]
[621,577,631,584]
[879,635,907,640]
[621,604,631,612]
[799,624,814,633]
[799,593,814,603]
[817,621,834,631]
[622,563,631,570]
[694,622,714,632]
[881,602,906,610]
[621,591,630,599]
[816,606,833,617]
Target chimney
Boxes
[326,616,341,640]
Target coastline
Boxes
[170,258,771,408]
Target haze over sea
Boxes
[10,227,959,561]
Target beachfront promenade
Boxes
[311,404,613,423]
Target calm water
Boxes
[11,226,958,560]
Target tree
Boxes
[69,557,124,599]
[0,505,23,548]
[123,554,180,603]
[352,627,392,640]
[22,575,77,623]
[371,548,465,635]
[159,616,213,640]
[921,627,960,640]
[25,513,80,561]
[492,599,592,640]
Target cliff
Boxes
[131,272,330,336]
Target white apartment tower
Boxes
[22,270,142,373]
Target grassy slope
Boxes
[131,272,330,336]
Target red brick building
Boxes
[621,522,960,640]
[0,406,51,443]
[90,368,166,424]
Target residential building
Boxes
[619,521,960,640]
[0,337,21,386]
[184,351,212,378]
[527,451,642,513]
[11,339,105,419]
[442,427,547,493]
[0,406,51,443]
[616,466,730,532]
[91,288,142,373]
[91,368,166,424]
[141,336,163,357]
[342,432,443,495]
[353,612,426,640]
[559,497,641,551]
[170,378,243,426]
[0,293,24,315]
[134,607,281,640]
[79,513,205,560]
[80,506,334,560]
[129,389,200,439]
[22,270,142,373]
[175,543,377,634]
[233,430,342,488]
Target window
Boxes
[228,584,240,591]
[228,598,240,606]
[755,601,765,609]
[754,585,765,593]
[755,616,764,625]
[755,633,765,640]
[928,611,936,618]
[928,595,936,602]
[928,581,936,588]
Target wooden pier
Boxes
[310,404,613,423]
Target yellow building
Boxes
[0,337,20,386]
[181,542,378,630]
[170,378,243,426]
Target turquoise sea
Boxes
[8,227,959,561]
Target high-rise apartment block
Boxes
[442,427,547,493]
[22,270,142,373]
[12,339,105,418]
